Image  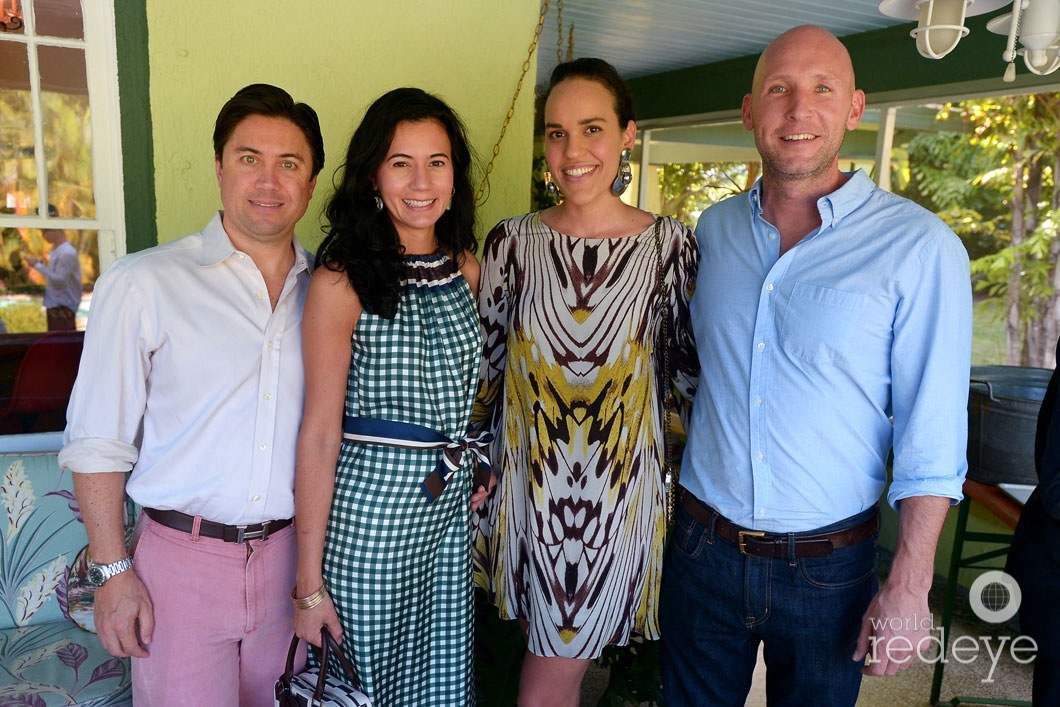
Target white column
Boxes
[874,106,898,192]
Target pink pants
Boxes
[131,515,305,706]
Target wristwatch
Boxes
[87,557,134,587]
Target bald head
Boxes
[752,25,857,96]
[742,24,865,191]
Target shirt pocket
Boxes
[780,282,863,363]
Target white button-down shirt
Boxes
[60,212,310,525]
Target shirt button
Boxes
[238,253,247,260]
[758,508,766,516]
[756,452,764,461]
[757,342,765,351]
[754,396,762,405]
[258,443,267,451]
[251,495,260,502]
[264,392,272,400]
[766,284,774,292]
[255,291,264,300]
[769,233,777,240]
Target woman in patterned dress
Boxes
[292,88,490,706]
[473,58,700,706]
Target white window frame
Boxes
[0,0,126,269]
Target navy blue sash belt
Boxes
[342,416,493,502]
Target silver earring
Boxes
[611,148,633,197]
[374,195,384,212]
[544,171,560,198]
[446,188,454,211]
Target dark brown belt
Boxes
[145,508,292,543]
[680,493,878,559]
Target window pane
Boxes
[0,0,25,34]
[38,45,94,217]
[0,40,36,214]
[0,226,96,332]
[33,0,83,40]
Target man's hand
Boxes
[94,570,154,658]
[854,582,932,675]
[853,495,951,676]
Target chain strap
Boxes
[475,0,551,204]
[652,219,676,525]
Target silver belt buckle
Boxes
[236,521,269,543]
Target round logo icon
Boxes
[968,570,1021,624]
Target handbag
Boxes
[275,628,372,707]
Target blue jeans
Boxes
[660,499,879,707]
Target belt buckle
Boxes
[236,521,269,543]
[737,529,766,556]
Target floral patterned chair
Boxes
[0,435,132,706]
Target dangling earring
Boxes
[611,148,633,197]
[373,194,384,212]
[446,188,454,211]
[544,171,560,198]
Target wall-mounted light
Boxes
[986,0,1060,79]
[880,0,1012,58]
[881,0,1060,80]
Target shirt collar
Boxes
[749,169,874,234]
[816,169,874,229]
[198,210,310,275]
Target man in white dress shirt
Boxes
[60,84,323,706]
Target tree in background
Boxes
[900,94,1060,368]
[657,161,758,227]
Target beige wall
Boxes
[146,0,539,249]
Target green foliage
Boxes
[0,302,46,333]
[657,162,757,227]
[595,637,665,706]
[474,589,524,705]
[897,131,1007,260]
[530,154,560,212]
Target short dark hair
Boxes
[317,87,477,319]
[544,57,635,126]
[212,83,325,177]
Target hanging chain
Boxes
[567,23,575,61]
[475,0,551,204]
[556,0,564,65]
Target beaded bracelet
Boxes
[291,582,328,610]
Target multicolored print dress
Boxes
[323,251,481,706]
[472,212,700,659]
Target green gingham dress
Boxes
[322,251,481,706]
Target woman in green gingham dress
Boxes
[293,89,490,706]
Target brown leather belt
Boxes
[144,508,292,543]
[680,493,879,559]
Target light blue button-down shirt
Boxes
[682,170,972,532]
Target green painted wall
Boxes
[144,0,539,249]
[115,0,156,253]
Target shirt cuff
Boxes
[59,437,138,474]
[887,474,966,510]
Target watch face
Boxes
[87,565,107,587]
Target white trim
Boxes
[0,0,126,268]
[83,0,126,268]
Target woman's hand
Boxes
[294,591,344,647]
[470,472,497,512]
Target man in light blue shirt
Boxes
[660,25,972,706]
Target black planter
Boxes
[967,365,1052,485]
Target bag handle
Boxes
[279,628,362,702]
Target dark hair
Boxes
[317,87,476,319]
[213,83,325,178]
[544,57,635,126]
